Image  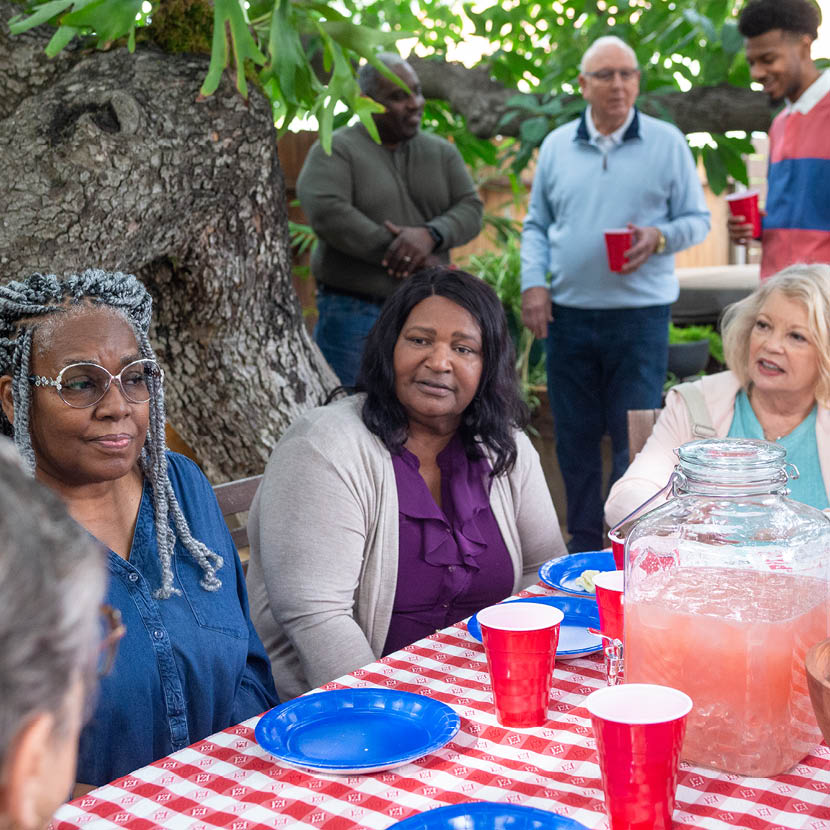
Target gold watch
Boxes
[655,230,667,254]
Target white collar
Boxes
[786,69,830,115]
[585,106,635,145]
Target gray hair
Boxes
[357,53,411,99]
[722,262,830,407]
[0,269,223,599]
[0,438,105,762]
[580,36,638,73]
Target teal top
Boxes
[728,389,829,510]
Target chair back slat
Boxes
[212,474,263,567]
[627,409,662,464]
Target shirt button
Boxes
[128,572,139,582]
[442,602,449,608]
[153,629,164,640]
[448,566,455,573]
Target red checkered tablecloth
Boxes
[51,584,830,830]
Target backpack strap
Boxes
[672,381,717,438]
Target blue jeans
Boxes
[314,288,384,387]
[545,303,670,553]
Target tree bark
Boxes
[0,5,337,482]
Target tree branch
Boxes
[409,55,775,138]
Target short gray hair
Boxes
[722,262,830,406]
[357,53,411,99]
[0,438,106,762]
[580,36,638,73]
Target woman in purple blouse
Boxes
[247,267,567,701]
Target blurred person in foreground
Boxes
[605,263,830,527]
[521,35,710,553]
[247,267,567,701]
[728,0,830,277]
[0,439,108,829]
[0,270,277,790]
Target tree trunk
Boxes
[0,5,337,482]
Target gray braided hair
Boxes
[0,269,224,599]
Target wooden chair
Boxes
[212,474,263,565]
[627,409,662,464]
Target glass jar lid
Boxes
[674,438,794,494]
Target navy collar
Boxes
[575,107,641,142]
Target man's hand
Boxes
[620,224,660,274]
[382,221,435,278]
[521,286,552,340]
[727,210,765,245]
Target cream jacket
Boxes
[247,395,567,701]
[604,371,830,528]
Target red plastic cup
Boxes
[604,229,632,272]
[726,190,761,238]
[608,528,625,570]
[477,602,564,727]
[586,684,693,830]
[594,570,624,641]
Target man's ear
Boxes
[799,32,815,60]
[0,375,14,426]
[0,711,55,830]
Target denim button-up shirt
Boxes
[76,453,278,786]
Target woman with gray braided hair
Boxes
[0,269,277,790]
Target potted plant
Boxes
[667,323,723,383]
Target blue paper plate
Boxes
[389,802,590,829]
[538,551,617,596]
[254,688,460,774]
[467,596,602,659]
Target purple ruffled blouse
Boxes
[383,433,513,656]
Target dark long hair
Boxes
[356,267,529,476]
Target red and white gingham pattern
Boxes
[51,584,830,830]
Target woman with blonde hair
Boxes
[605,262,830,526]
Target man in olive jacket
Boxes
[297,53,483,385]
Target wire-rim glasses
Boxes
[584,68,640,83]
[29,358,163,408]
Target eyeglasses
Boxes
[29,358,163,408]
[584,68,640,83]
[98,604,126,677]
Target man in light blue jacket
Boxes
[521,35,710,553]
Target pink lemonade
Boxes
[625,566,827,777]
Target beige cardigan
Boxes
[246,395,567,701]
[604,370,830,528]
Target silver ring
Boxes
[403,256,412,262]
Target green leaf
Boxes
[720,20,744,59]
[319,20,406,53]
[712,133,750,185]
[201,0,266,99]
[44,23,79,57]
[200,4,229,98]
[9,0,74,34]
[681,8,717,41]
[519,116,550,147]
[62,0,144,42]
[701,144,728,195]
